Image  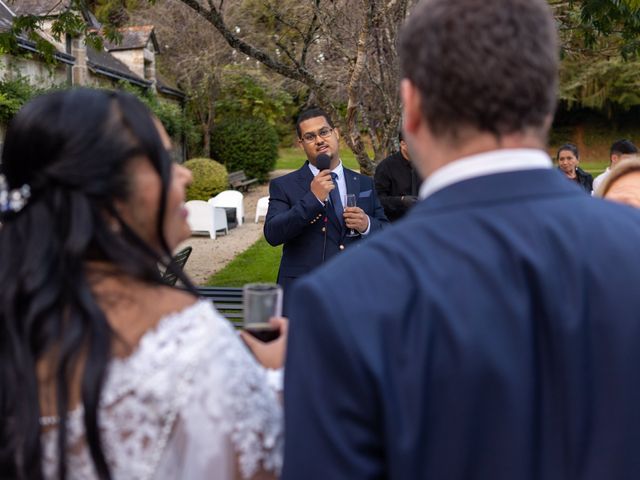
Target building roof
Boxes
[105,25,159,53]
[87,45,151,89]
[0,2,14,32]
[157,73,185,100]
[10,0,71,17]
[0,0,73,64]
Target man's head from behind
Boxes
[610,139,638,167]
[398,0,558,174]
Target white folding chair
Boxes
[255,196,269,223]
[209,190,245,226]
[185,200,228,239]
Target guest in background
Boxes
[264,108,388,306]
[592,138,639,192]
[374,131,421,221]
[596,158,640,208]
[556,143,593,193]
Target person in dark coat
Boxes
[556,143,593,193]
[264,108,388,307]
[374,131,421,221]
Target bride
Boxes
[0,89,284,479]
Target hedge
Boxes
[210,117,278,182]
[183,158,228,201]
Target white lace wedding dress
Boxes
[40,300,283,479]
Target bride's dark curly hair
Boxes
[0,88,195,479]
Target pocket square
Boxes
[359,190,372,198]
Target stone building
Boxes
[0,0,185,158]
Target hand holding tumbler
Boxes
[243,283,282,342]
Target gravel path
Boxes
[177,170,290,285]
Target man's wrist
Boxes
[359,215,371,235]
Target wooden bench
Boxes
[228,170,258,192]
[197,286,244,327]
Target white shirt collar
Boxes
[308,160,344,178]
[419,148,552,200]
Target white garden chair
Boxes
[185,200,228,239]
[209,190,245,226]
[255,196,269,223]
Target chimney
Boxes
[71,35,88,86]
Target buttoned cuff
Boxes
[360,215,371,236]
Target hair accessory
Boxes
[0,174,31,214]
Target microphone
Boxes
[316,153,331,171]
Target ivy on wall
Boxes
[0,76,45,124]
[0,76,200,154]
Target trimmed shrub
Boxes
[210,117,279,182]
[183,158,228,201]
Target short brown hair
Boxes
[399,0,558,141]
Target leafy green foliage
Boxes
[555,1,640,112]
[211,117,279,182]
[561,57,640,111]
[183,158,228,201]
[215,69,295,142]
[116,81,200,147]
[0,76,44,123]
[569,0,640,57]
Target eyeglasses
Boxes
[300,127,334,144]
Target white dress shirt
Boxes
[592,167,610,195]
[419,148,553,200]
[308,160,371,235]
[308,161,347,207]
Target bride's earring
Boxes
[109,219,122,234]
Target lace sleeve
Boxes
[40,301,283,480]
[179,306,283,479]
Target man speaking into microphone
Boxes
[264,107,388,307]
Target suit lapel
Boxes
[344,168,360,198]
[295,162,314,195]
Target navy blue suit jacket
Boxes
[264,162,388,301]
[284,167,640,480]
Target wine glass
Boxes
[243,283,282,342]
[344,193,359,237]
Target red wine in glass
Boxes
[246,323,280,342]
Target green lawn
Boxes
[277,145,362,170]
[580,161,609,177]
[205,156,609,288]
[206,237,281,286]
[278,149,610,178]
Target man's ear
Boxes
[334,128,340,141]
[401,79,422,136]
